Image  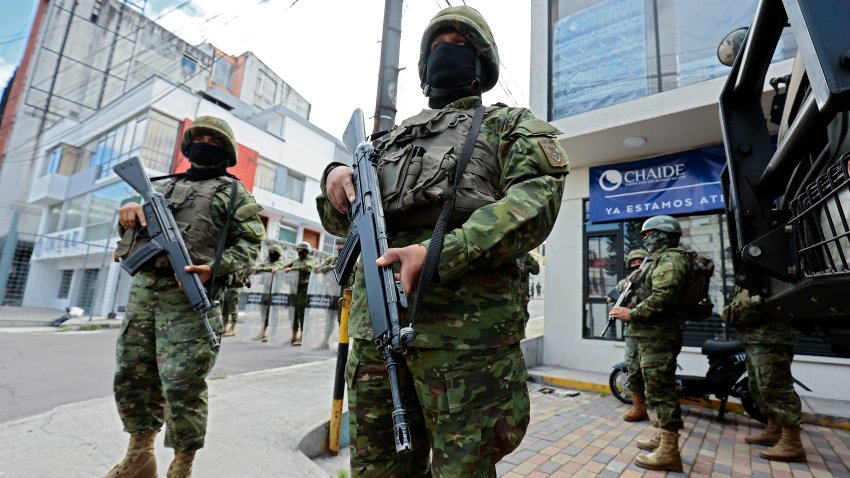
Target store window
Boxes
[549,0,797,120]
[582,202,734,344]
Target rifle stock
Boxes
[333,109,413,454]
[113,157,220,350]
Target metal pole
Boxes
[372,0,404,135]
[81,243,90,321]
[0,212,20,305]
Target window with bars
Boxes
[58,270,73,299]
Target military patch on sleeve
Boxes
[540,138,567,168]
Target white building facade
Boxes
[4,0,348,316]
[530,0,850,401]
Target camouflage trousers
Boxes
[744,344,802,426]
[222,288,239,326]
[636,336,683,431]
[346,338,530,478]
[293,284,308,333]
[624,336,645,396]
[113,271,223,450]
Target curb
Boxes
[528,373,850,431]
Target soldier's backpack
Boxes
[670,248,715,320]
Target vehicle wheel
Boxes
[609,366,633,405]
[736,377,768,424]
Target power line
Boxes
[0,2,266,163]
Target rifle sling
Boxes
[408,104,485,326]
[209,179,239,298]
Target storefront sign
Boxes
[588,145,726,223]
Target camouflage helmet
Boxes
[640,215,682,235]
[268,244,284,255]
[296,241,311,252]
[180,116,238,167]
[626,248,649,262]
[419,6,500,93]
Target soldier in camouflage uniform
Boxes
[221,287,240,337]
[253,244,286,273]
[721,286,805,462]
[283,241,317,345]
[252,244,287,342]
[610,215,689,472]
[318,6,569,476]
[106,116,264,478]
[612,248,650,423]
[517,252,540,326]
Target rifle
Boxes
[334,109,414,454]
[601,257,650,338]
[113,157,220,350]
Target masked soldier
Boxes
[318,6,569,476]
[108,116,264,478]
[283,241,317,345]
[610,215,690,472]
[614,248,650,422]
[721,286,805,462]
[254,244,286,273]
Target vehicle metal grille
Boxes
[789,154,850,276]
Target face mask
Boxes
[268,252,280,262]
[188,142,229,168]
[298,250,308,259]
[425,42,480,108]
[642,231,674,253]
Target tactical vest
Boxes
[115,176,233,270]
[376,105,502,230]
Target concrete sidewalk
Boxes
[0,359,349,478]
[1,357,847,477]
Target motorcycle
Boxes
[609,339,811,424]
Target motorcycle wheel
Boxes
[735,377,768,424]
[609,366,633,405]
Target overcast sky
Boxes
[0,0,531,139]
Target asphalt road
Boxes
[0,329,332,423]
[0,298,544,424]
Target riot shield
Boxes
[266,271,298,344]
[239,272,272,343]
[301,270,342,353]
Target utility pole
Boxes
[372,0,403,135]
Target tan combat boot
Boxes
[166,450,196,478]
[623,394,650,422]
[635,429,683,472]
[745,416,781,446]
[104,430,158,478]
[759,425,806,462]
[224,323,236,337]
[637,428,661,451]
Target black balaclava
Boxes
[424,42,481,109]
[642,231,680,253]
[185,142,229,180]
[297,249,308,259]
[268,251,281,262]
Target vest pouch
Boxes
[403,145,456,207]
[378,144,419,206]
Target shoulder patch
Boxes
[540,138,568,168]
